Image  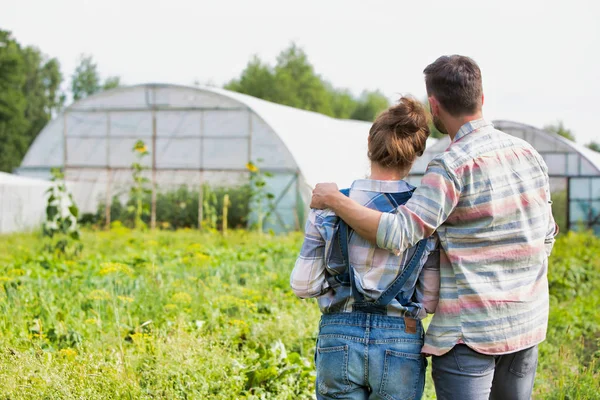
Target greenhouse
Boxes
[5,84,599,235]
[14,84,375,233]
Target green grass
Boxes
[0,228,598,399]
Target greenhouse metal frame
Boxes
[16,84,373,232]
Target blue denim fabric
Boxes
[316,313,426,400]
[431,344,538,400]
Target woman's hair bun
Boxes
[367,96,430,169]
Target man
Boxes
[310,55,558,400]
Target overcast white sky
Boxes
[2,0,599,144]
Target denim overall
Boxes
[315,189,428,400]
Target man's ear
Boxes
[481,93,485,106]
[428,96,439,115]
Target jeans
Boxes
[432,344,538,400]
[315,313,426,400]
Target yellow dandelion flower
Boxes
[171,292,192,305]
[245,162,259,173]
[8,268,25,277]
[0,276,13,283]
[88,289,111,301]
[164,303,178,311]
[85,318,97,325]
[195,253,211,261]
[99,262,133,277]
[117,296,134,303]
[59,348,77,359]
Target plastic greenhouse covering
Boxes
[13,84,376,233]
[3,84,600,234]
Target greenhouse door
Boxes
[567,177,600,235]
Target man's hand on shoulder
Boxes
[310,182,340,209]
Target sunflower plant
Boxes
[246,160,275,232]
[130,140,151,229]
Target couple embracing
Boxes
[291,55,558,400]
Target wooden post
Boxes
[198,173,204,230]
[105,113,111,230]
[151,111,157,230]
[222,194,230,235]
[62,113,68,176]
[105,169,112,230]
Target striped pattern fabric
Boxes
[376,119,558,356]
[291,179,440,319]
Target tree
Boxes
[0,30,68,172]
[71,55,121,100]
[21,47,64,146]
[586,141,600,153]
[0,30,28,172]
[71,55,101,101]
[225,43,389,122]
[351,90,389,122]
[544,121,575,141]
[225,56,279,101]
[102,76,120,91]
[273,44,333,116]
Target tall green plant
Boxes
[43,168,82,257]
[246,160,275,232]
[130,140,151,230]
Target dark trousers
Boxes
[432,344,538,400]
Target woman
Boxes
[290,96,440,400]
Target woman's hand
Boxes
[310,183,340,209]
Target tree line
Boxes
[225,43,391,122]
[0,29,120,172]
[1,29,598,173]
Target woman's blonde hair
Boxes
[368,96,430,169]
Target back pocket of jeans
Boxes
[317,345,351,396]
[453,345,495,374]
[509,345,538,377]
[379,350,423,400]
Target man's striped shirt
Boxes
[376,119,558,356]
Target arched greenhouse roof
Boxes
[411,120,600,177]
[19,84,379,188]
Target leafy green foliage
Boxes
[246,160,275,232]
[551,190,567,233]
[70,55,99,101]
[0,30,28,173]
[539,231,600,397]
[422,99,446,139]
[129,140,151,230]
[226,43,390,121]
[90,185,252,231]
[586,141,600,153]
[70,54,121,101]
[102,76,121,91]
[544,120,576,141]
[42,168,82,257]
[0,230,317,398]
[0,230,597,398]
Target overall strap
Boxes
[338,220,365,304]
[373,239,427,306]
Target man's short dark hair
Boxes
[424,55,482,117]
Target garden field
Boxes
[0,227,598,399]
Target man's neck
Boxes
[369,163,409,181]
[447,112,484,141]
